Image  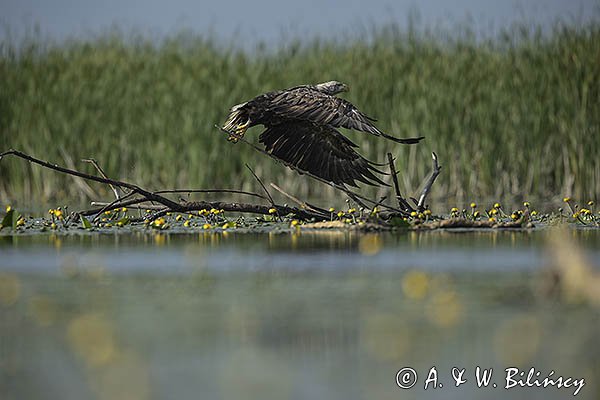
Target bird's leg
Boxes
[228,119,250,143]
[235,119,250,135]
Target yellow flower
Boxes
[489,208,498,216]
[121,207,128,212]
[470,202,477,209]
[210,208,219,214]
[588,200,594,206]
[572,212,580,219]
[183,220,190,227]
[344,218,353,224]
[268,208,277,214]
[563,197,571,203]
[175,214,183,222]
[55,210,63,219]
[337,211,344,218]
[153,217,166,227]
[328,207,335,212]
[116,221,123,227]
[510,213,519,220]
[50,222,57,230]
[5,205,11,213]
[199,209,209,216]
[348,208,356,214]
[371,207,379,214]
[488,217,496,222]
[410,211,418,217]
[531,210,538,216]
[523,202,530,208]
[424,209,432,216]
[104,210,111,215]
[450,207,458,213]
[202,223,211,229]
[493,203,501,209]
[473,211,480,218]
[16,217,25,227]
[290,220,299,227]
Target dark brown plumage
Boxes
[222,81,424,187]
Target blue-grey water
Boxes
[1,228,599,399]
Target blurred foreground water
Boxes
[1,228,599,399]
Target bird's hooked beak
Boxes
[341,83,349,92]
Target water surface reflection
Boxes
[1,228,599,399]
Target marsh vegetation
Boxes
[1,21,599,209]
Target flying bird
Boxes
[222,81,424,187]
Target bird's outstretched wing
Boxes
[267,88,424,144]
[259,121,388,187]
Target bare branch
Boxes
[386,152,414,212]
[1,149,182,210]
[417,152,442,211]
[81,198,166,216]
[153,188,267,200]
[245,164,275,206]
[91,191,136,221]
[270,183,329,214]
[59,148,99,199]
[82,158,122,200]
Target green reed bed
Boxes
[1,22,599,209]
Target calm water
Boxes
[1,228,599,400]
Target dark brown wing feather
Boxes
[265,87,424,144]
[259,121,388,187]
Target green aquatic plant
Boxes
[2,196,597,234]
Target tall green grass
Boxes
[1,22,599,209]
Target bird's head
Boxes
[314,81,349,95]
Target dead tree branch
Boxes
[1,149,183,210]
[1,149,328,221]
[417,152,442,212]
[153,188,267,201]
[269,183,329,214]
[82,158,123,200]
[245,164,275,206]
[386,152,415,213]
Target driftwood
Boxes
[1,131,442,224]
